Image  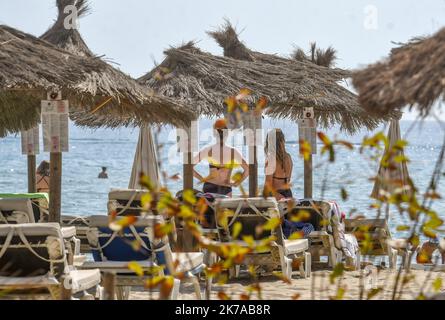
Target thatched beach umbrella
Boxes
[0,24,117,221]
[371,119,411,202]
[0,25,103,138]
[208,21,393,198]
[207,21,386,132]
[34,0,193,222]
[40,0,193,128]
[139,42,386,132]
[39,0,191,198]
[352,27,445,117]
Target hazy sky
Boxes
[1,0,444,120]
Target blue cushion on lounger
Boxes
[91,226,168,273]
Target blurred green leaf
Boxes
[329,263,344,284]
[232,222,242,239]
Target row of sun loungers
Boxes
[0,191,417,299]
[0,223,102,299]
[84,215,205,300]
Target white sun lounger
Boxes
[0,199,86,267]
[0,196,49,224]
[0,223,101,300]
[107,189,148,216]
[287,200,360,270]
[80,215,207,300]
[61,215,91,254]
[108,188,178,245]
[0,198,36,224]
[214,197,311,280]
[345,218,413,270]
[61,189,149,254]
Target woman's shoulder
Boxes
[285,153,293,167]
[286,152,293,161]
[198,145,213,156]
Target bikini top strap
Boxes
[208,146,236,168]
[273,154,291,183]
[37,175,50,188]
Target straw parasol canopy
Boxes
[39,0,194,129]
[371,119,412,199]
[207,21,395,132]
[0,24,104,137]
[139,41,390,133]
[139,42,223,118]
[352,27,445,117]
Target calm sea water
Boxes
[1,119,444,239]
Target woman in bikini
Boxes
[264,129,293,200]
[36,160,50,194]
[264,130,313,238]
[193,121,249,196]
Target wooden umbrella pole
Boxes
[248,145,258,197]
[102,272,116,300]
[182,123,194,251]
[49,152,62,222]
[27,154,37,193]
[183,159,194,190]
[60,275,72,300]
[304,154,313,199]
[182,122,194,191]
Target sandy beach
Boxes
[128,267,445,300]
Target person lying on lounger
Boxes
[416,238,445,264]
[193,120,249,196]
[264,129,294,200]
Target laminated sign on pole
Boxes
[298,107,316,199]
[21,126,40,193]
[41,93,69,153]
[244,111,262,197]
[41,91,69,223]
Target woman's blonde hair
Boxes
[265,129,287,169]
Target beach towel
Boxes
[327,201,359,265]
[282,220,314,239]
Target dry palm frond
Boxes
[352,27,445,116]
[207,19,254,61]
[292,42,337,68]
[208,20,349,80]
[41,0,93,57]
[292,48,307,63]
